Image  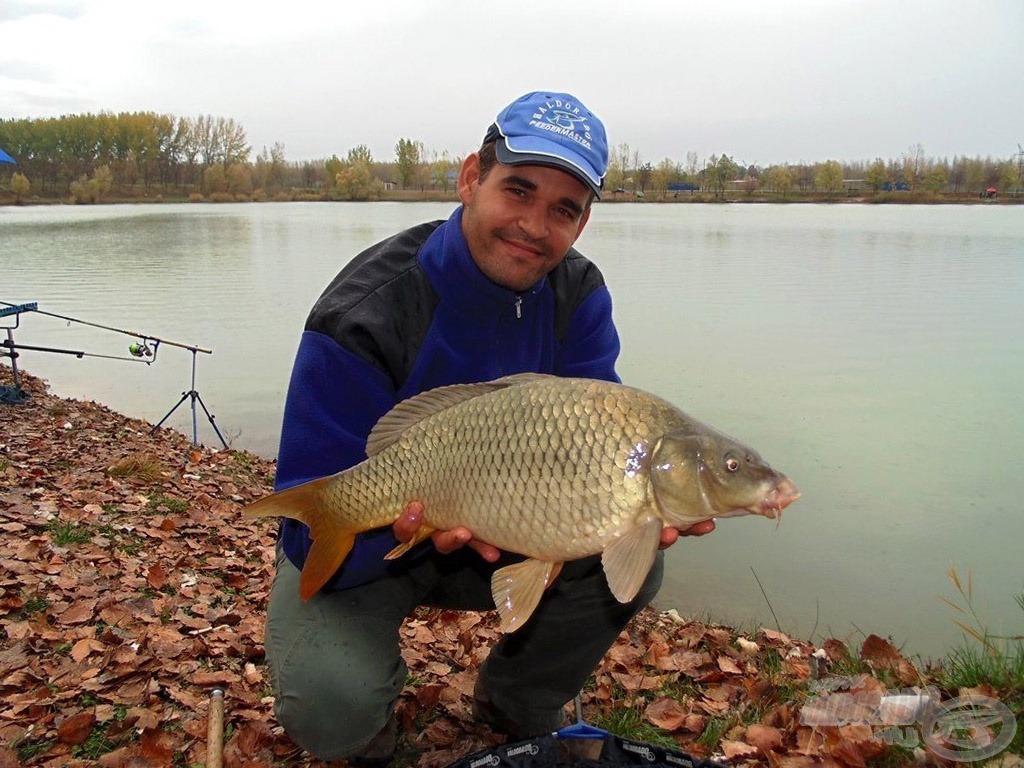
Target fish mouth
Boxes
[755,477,801,521]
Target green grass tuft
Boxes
[47,519,93,546]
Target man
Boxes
[264,90,713,764]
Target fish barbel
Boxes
[246,373,800,631]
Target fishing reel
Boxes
[128,339,156,359]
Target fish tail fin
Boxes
[245,477,358,600]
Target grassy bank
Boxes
[0,368,1019,766]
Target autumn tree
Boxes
[705,154,739,198]
[254,142,286,194]
[606,142,632,191]
[766,165,794,197]
[203,163,227,195]
[964,158,986,195]
[10,171,30,203]
[335,144,380,200]
[923,165,949,194]
[428,151,459,192]
[902,143,925,191]
[650,158,678,195]
[815,160,843,195]
[226,163,254,196]
[998,160,1018,193]
[395,138,422,189]
[865,159,888,192]
[69,164,112,203]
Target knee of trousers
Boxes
[273,669,397,761]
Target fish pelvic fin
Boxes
[601,516,663,603]
[244,477,357,601]
[383,523,437,560]
[491,559,560,633]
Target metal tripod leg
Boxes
[150,347,228,449]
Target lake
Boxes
[2,200,1022,659]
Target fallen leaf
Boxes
[720,739,759,759]
[745,723,783,754]
[860,634,900,669]
[644,696,688,731]
[56,600,97,625]
[146,563,168,589]
[718,656,743,674]
[57,710,96,744]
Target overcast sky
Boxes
[2,0,1022,167]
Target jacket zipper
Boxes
[514,295,523,319]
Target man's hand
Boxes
[393,502,501,562]
[659,519,716,549]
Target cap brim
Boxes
[494,139,603,198]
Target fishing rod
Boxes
[1,300,211,358]
[1,300,227,448]
[1,338,151,362]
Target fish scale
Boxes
[246,373,800,632]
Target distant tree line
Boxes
[1,112,1021,203]
[604,142,1022,199]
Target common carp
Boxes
[246,374,800,631]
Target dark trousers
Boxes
[264,545,664,761]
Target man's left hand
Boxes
[394,502,502,562]
[659,520,716,549]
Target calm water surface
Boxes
[2,201,1022,658]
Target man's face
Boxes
[458,154,593,292]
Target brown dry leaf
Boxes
[745,723,784,754]
[959,682,997,698]
[767,756,825,767]
[422,718,462,747]
[57,710,96,744]
[70,637,105,663]
[415,684,445,709]
[859,634,900,668]
[56,599,97,625]
[760,628,792,644]
[720,739,759,759]
[795,726,827,756]
[717,655,743,674]
[644,696,689,731]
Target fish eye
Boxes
[725,455,741,472]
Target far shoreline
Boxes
[3,189,1023,208]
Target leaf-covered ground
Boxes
[0,369,1012,767]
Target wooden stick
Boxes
[207,688,225,768]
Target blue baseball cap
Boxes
[484,91,608,197]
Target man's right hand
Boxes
[393,502,501,562]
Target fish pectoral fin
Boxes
[546,562,563,589]
[491,559,560,633]
[601,517,662,603]
[383,524,437,560]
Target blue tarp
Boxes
[0,146,17,165]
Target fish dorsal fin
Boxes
[601,516,663,603]
[366,374,559,456]
[491,558,560,632]
[366,381,509,455]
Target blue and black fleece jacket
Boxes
[275,206,621,591]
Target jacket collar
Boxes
[420,207,545,319]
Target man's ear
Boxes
[457,153,481,205]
